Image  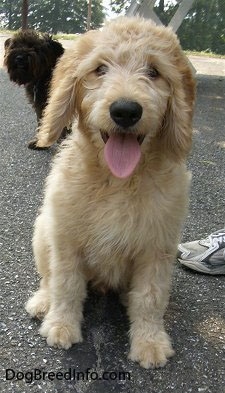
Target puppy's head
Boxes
[4,30,64,85]
[38,17,195,178]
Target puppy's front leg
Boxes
[128,251,175,368]
[40,250,87,349]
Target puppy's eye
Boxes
[147,66,159,79]
[95,65,108,76]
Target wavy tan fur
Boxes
[26,16,195,368]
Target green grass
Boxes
[0,29,79,45]
[53,33,79,40]
[184,50,225,59]
[0,28,14,34]
[0,29,78,40]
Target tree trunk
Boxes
[87,0,92,31]
[22,0,29,30]
[158,0,164,13]
[51,0,60,35]
[8,0,13,29]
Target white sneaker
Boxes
[177,229,225,275]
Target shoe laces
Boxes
[200,232,225,248]
[209,233,225,247]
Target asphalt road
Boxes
[0,37,225,393]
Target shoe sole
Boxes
[177,258,225,275]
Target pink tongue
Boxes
[104,134,141,179]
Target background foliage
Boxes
[151,0,225,54]
[177,0,225,54]
[0,0,224,54]
[0,0,105,33]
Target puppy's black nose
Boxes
[15,55,24,65]
[110,100,143,128]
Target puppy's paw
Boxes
[39,319,83,349]
[129,332,174,369]
[28,138,49,150]
[36,132,57,148]
[25,292,50,319]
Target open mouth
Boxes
[100,131,146,179]
[101,131,145,145]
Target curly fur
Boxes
[4,30,65,149]
[25,16,195,368]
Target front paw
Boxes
[35,133,55,148]
[28,138,49,150]
[129,332,174,369]
[40,318,83,349]
[25,291,49,319]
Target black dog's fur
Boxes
[4,30,65,149]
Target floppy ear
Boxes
[49,39,64,58]
[160,56,196,161]
[36,51,78,147]
[4,38,11,49]
[36,31,97,148]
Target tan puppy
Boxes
[26,16,195,368]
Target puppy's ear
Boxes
[160,56,196,161]
[49,39,64,58]
[36,32,96,148]
[36,60,78,147]
[4,38,11,49]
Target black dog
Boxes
[4,30,66,149]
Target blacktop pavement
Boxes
[0,35,225,393]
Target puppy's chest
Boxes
[73,182,151,259]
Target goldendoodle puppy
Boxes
[26,16,195,368]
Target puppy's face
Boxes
[4,32,63,85]
[79,41,171,178]
[69,18,195,178]
[41,17,195,178]
[4,39,33,85]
